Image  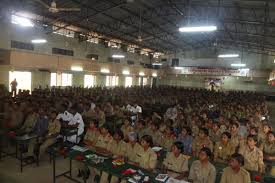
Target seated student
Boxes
[65,105,85,143]
[16,107,38,135]
[214,132,235,164]
[86,125,113,181]
[249,126,258,136]
[125,132,141,164]
[162,141,189,180]
[94,107,106,128]
[159,120,168,133]
[83,120,100,148]
[39,110,61,160]
[159,126,176,150]
[120,118,134,140]
[190,119,199,137]
[230,122,241,151]
[25,108,49,160]
[134,119,147,139]
[100,130,126,183]
[32,108,49,137]
[76,120,100,178]
[220,153,251,183]
[192,128,213,157]
[94,125,113,153]
[135,135,157,171]
[56,104,73,124]
[116,134,157,183]
[260,131,275,176]
[9,103,24,130]
[258,123,272,146]
[209,122,222,144]
[177,126,193,156]
[238,119,249,141]
[239,134,264,176]
[145,121,162,146]
[188,147,216,183]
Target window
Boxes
[11,40,34,51]
[50,73,57,86]
[127,60,135,65]
[61,73,72,86]
[143,77,148,86]
[125,76,133,87]
[138,77,148,86]
[9,71,32,93]
[172,58,179,66]
[106,76,118,87]
[84,75,96,88]
[52,48,74,56]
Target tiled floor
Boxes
[0,155,89,183]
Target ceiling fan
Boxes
[33,0,81,13]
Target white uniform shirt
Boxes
[68,112,84,136]
[132,105,142,114]
[90,102,96,110]
[126,104,132,111]
[56,111,74,122]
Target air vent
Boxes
[52,48,74,56]
[172,58,179,66]
[11,40,34,51]
[38,69,50,72]
[108,57,120,63]
[113,59,120,63]
[86,54,98,60]
[127,60,134,65]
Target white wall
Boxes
[162,49,274,70]
[158,75,275,92]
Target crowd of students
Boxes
[1,86,275,183]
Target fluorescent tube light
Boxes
[152,73,157,77]
[238,68,250,71]
[101,68,110,73]
[53,31,74,38]
[179,26,217,32]
[122,70,130,75]
[218,54,239,58]
[112,55,125,58]
[152,63,162,66]
[139,72,145,76]
[231,64,246,67]
[174,67,183,70]
[31,39,47,44]
[71,66,83,71]
[11,15,34,27]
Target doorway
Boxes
[9,71,32,93]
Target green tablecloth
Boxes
[68,150,162,183]
[50,144,273,183]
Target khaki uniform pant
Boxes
[39,138,56,158]
[26,138,36,157]
[99,171,120,183]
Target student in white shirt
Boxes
[133,103,142,114]
[90,101,96,110]
[56,104,73,123]
[66,105,85,143]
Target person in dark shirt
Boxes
[25,108,49,160]
[10,78,18,97]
